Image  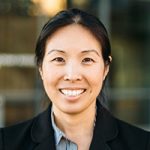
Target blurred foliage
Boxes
[0,0,34,16]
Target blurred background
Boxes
[0,0,150,131]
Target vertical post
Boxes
[0,96,5,127]
[34,15,49,115]
[98,0,111,33]
[98,0,111,107]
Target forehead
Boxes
[45,24,102,51]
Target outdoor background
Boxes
[0,0,150,131]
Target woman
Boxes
[0,8,150,150]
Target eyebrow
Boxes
[81,49,101,57]
[47,49,65,55]
[47,49,101,56]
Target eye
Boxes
[51,57,65,64]
[82,58,95,64]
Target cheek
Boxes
[42,65,63,89]
[92,65,105,80]
[87,67,105,89]
[91,75,103,88]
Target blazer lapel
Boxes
[33,137,55,150]
[90,101,118,150]
[30,101,118,150]
[30,105,56,150]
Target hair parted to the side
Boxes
[35,8,111,68]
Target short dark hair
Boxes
[35,8,111,67]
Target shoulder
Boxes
[0,117,34,150]
[2,117,35,137]
[115,116,150,138]
[96,102,150,149]
[99,103,150,139]
[0,106,51,150]
[0,115,37,148]
[115,117,149,135]
[0,105,50,136]
[113,116,150,149]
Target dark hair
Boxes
[35,8,111,67]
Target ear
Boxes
[103,65,109,81]
[39,67,43,80]
[108,56,112,63]
[103,56,112,80]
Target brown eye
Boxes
[82,58,95,64]
[51,57,65,64]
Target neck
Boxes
[52,102,96,141]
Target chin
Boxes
[62,109,84,115]
[59,103,90,115]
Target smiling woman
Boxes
[39,24,108,117]
[0,8,150,150]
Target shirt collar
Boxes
[51,106,97,145]
[51,109,66,145]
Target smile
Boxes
[59,89,86,96]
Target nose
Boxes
[64,62,82,82]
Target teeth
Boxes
[60,89,85,96]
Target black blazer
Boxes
[0,102,150,150]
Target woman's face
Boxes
[40,24,109,115]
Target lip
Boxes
[59,88,86,101]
